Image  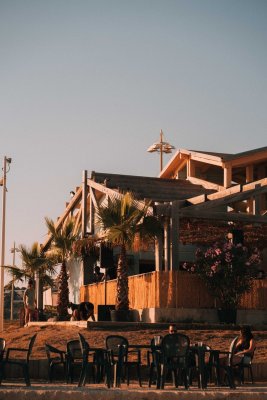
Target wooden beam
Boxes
[82,170,88,238]
[181,184,267,214]
[180,209,267,224]
[88,178,123,199]
[227,149,267,168]
[187,177,224,191]
[74,206,82,235]
[42,186,83,251]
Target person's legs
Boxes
[28,308,35,322]
[72,309,79,320]
[87,310,95,321]
[24,306,29,324]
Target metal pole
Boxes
[160,129,163,172]
[0,157,7,332]
[10,241,16,321]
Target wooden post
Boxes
[164,217,170,271]
[223,164,232,188]
[155,236,163,271]
[89,187,94,234]
[170,201,180,271]
[253,184,261,215]
[82,170,88,238]
[246,165,254,213]
[187,159,195,178]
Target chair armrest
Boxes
[45,344,65,356]
[6,348,28,360]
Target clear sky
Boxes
[0,0,267,273]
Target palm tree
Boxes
[5,242,55,310]
[97,192,162,312]
[45,217,78,319]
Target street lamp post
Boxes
[147,129,175,172]
[0,156,12,332]
[10,242,20,321]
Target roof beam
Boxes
[180,210,267,224]
[42,186,83,251]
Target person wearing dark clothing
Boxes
[78,301,95,321]
[233,326,255,364]
[68,301,95,321]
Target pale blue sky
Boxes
[0,0,267,272]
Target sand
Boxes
[2,322,267,364]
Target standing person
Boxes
[23,279,35,324]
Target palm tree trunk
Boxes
[57,259,69,319]
[116,244,129,310]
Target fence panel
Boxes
[80,272,267,311]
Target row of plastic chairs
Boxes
[0,333,255,388]
[147,334,255,390]
[46,334,142,387]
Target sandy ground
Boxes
[2,321,267,364]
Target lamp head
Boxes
[6,157,12,164]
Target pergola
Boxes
[41,171,267,274]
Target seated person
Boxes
[168,324,177,334]
[69,301,95,322]
[232,325,255,365]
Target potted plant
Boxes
[192,241,261,323]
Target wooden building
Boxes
[42,146,267,323]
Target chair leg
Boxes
[249,366,254,384]
[148,364,153,387]
[160,364,166,390]
[23,365,31,386]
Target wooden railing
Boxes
[80,271,267,311]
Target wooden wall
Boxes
[80,271,267,311]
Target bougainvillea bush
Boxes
[189,242,261,309]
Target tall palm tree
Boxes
[45,217,78,319]
[97,192,162,311]
[5,242,55,309]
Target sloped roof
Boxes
[91,171,214,202]
[160,146,267,178]
[189,146,267,162]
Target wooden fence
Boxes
[80,271,267,311]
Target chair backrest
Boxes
[67,339,82,360]
[0,338,6,361]
[106,335,128,357]
[161,333,190,359]
[227,336,239,366]
[150,335,163,348]
[26,333,37,363]
[78,333,90,357]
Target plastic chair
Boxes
[1,333,37,386]
[106,335,141,387]
[235,347,255,384]
[45,343,66,382]
[207,336,238,389]
[0,338,6,383]
[66,339,83,383]
[158,333,191,390]
[78,333,111,387]
[148,336,163,387]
